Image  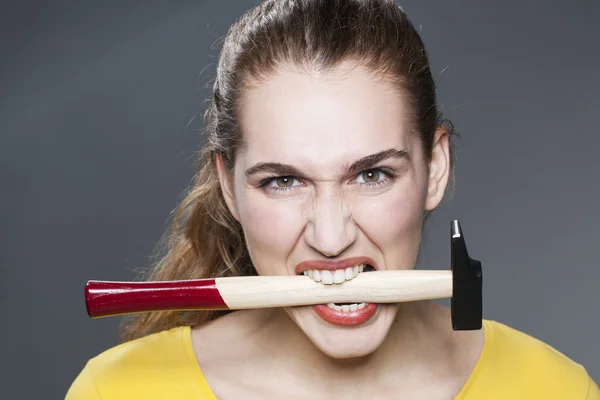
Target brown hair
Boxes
[120,0,457,342]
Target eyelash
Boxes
[258,168,397,193]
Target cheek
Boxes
[238,192,305,275]
[352,182,426,267]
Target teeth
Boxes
[344,267,353,280]
[313,269,321,282]
[333,269,345,284]
[326,302,368,312]
[302,264,366,284]
[321,270,333,284]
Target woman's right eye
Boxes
[260,176,301,192]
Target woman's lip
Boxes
[295,256,378,275]
[313,303,378,326]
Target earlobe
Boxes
[215,154,241,222]
[425,127,451,211]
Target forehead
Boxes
[237,63,415,171]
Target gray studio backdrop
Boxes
[1,1,599,398]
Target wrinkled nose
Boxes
[304,189,357,257]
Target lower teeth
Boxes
[327,302,367,312]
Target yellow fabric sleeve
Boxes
[64,326,216,400]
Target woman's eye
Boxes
[259,176,300,192]
[274,176,295,187]
[357,169,388,186]
[356,169,384,183]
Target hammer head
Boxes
[450,220,483,330]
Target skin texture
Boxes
[192,62,484,399]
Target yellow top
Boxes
[66,320,600,399]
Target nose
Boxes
[304,188,357,257]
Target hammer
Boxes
[85,220,483,330]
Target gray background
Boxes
[1,1,599,398]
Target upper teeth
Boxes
[302,264,365,284]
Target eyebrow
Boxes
[244,148,410,179]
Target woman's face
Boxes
[217,61,450,358]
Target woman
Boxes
[67,0,599,398]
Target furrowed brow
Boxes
[244,148,410,179]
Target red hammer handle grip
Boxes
[85,279,229,318]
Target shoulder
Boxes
[483,320,584,374]
[85,325,190,379]
[469,320,599,399]
[65,326,211,399]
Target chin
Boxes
[287,303,399,359]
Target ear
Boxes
[215,154,241,222]
[425,126,451,211]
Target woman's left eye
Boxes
[355,169,385,184]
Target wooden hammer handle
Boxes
[220,270,452,307]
